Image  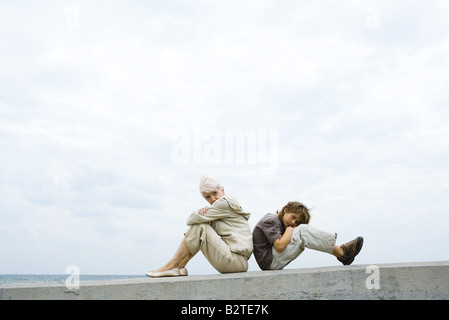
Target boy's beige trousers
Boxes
[185,223,248,273]
[270,224,337,270]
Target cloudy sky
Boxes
[1,0,448,276]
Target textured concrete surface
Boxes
[1,261,448,300]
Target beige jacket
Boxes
[186,194,253,259]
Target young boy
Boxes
[252,201,363,270]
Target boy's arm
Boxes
[273,226,294,253]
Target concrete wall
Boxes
[1,261,448,300]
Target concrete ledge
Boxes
[1,261,448,300]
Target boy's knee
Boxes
[294,224,311,237]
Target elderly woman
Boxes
[146,175,253,277]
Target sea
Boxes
[0,274,145,285]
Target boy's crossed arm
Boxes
[273,226,295,253]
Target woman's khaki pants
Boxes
[270,224,337,270]
[184,223,248,273]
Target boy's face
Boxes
[202,188,225,205]
[282,211,300,228]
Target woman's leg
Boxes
[185,223,248,273]
[153,223,248,274]
[153,237,194,272]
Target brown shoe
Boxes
[338,237,363,265]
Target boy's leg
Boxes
[295,224,337,254]
[298,225,364,264]
[270,224,336,270]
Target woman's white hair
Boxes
[199,174,223,194]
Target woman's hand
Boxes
[197,206,209,216]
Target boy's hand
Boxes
[197,206,209,216]
[273,226,295,253]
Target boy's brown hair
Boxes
[277,201,311,225]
